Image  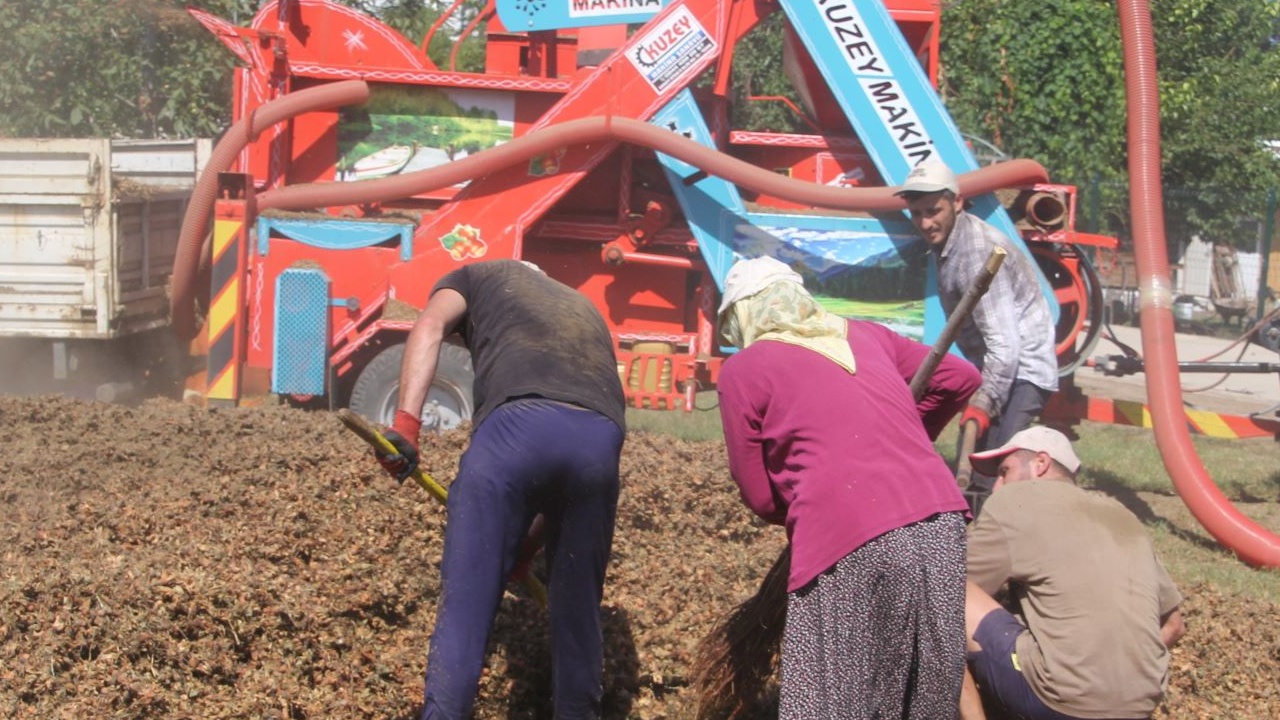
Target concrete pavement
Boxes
[1071,321,1280,418]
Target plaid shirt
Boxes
[932,212,1058,415]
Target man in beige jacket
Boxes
[960,427,1185,720]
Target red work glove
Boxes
[509,515,546,584]
[375,410,422,483]
[960,405,991,436]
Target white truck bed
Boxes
[0,138,209,340]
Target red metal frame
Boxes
[191,0,1140,418]
[187,0,935,411]
[1015,183,1119,251]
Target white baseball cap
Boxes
[969,426,1081,476]
[894,160,959,196]
[717,256,804,316]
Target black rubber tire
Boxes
[1032,244,1105,376]
[348,342,475,431]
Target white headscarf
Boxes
[719,257,856,374]
[717,256,804,316]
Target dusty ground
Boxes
[2,395,1277,719]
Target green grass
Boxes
[931,421,1280,502]
[635,393,1280,500]
[1144,512,1280,603]
[937,420,1280,601]
[625,391,728,442]
[633,395,1280,502]
[629,398,1280,601]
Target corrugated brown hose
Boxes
[170,81,372,340]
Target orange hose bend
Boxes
[1119,0,1280,566]
[170,80,372,340]
[256,117,1047,213]
[172,92,1045,340]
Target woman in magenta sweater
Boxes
[716,256,980,720]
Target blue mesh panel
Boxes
[272,268,330,396]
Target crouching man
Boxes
[960,427,1185,720]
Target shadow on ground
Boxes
[1085,469,1225,553]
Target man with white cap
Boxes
[896,161,1059,507]
[715,255,983,719]
[959,426,1185,720]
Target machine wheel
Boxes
[1032,244,1105,376]
[348,342,475,431]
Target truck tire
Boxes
[348,342,475,431]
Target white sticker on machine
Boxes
[627,5,716,93]
[570,0,662,19]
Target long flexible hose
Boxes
[171,87,1046,339]
[170,80,371,340]
[1119,0,1280,566]
[172,82,1049,338]
[255,116,1047,213]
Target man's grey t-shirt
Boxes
[433,260,625,432]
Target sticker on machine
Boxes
[528,147,566,177]
[627,5,716,93]
[440,224,488,260]
[570,0,662,19]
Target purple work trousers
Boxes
[420,398,623,720]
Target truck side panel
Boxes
[0,139,204,340]
[0,139,110,338]
[116,193,189,322]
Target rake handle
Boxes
[908,246,1007,402]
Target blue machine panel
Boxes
[272,268,330,396]
[776,0,1057,330]
[257,216,414,261]
[650,90,747,285]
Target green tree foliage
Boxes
[0,0,487,140]
[941,0,1127,186]
[941,0,1280,249]
[350,0,488,73]
[1151,0,1280,246]
[0,0,253,138]
[727,13,809,134]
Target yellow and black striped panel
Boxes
[206,217,243,402]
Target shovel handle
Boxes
[908,247,1007,402]
[337,408,450,504]
[336,408,549,608]
[955,418,981,488]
